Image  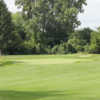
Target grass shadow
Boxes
[0,90,65,100]
[0,90,99,100]
[0,61,22,67]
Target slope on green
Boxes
[0,54,100,100]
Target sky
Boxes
[4,0,100,29]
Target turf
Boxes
[0,54,100,100]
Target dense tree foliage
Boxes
[1,0,100,54]
[68,28,93,52]
[89,28,100,54]
[0,0,14,54]
[15,0,86,46]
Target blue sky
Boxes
[4,0,100,29]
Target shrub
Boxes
[51,42,76,54]
[89,29,100,54]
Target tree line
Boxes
[0,0,100,55]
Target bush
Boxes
[51,42,76,54]
[89,29,100,54]
[68,37,87,52]
[84,44,90,53]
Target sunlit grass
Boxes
[0,54,100,100]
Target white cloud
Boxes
[4,0,100,29]
[79,0,100,29]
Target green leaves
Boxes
[90,29,100,53]
[0,0,14,53]
[15,0,86,46]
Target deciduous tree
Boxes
[0,0,14,54]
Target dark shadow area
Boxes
[0,61,14,67]
[0,90,65,100]
[0,61,22,67]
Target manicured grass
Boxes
[0,54,100,100]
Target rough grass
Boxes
[0,54,100,100]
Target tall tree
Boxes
[15,0,86,46]
[10,12,35,54]
[0,0,14,54]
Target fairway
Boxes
[0,54,100,100]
